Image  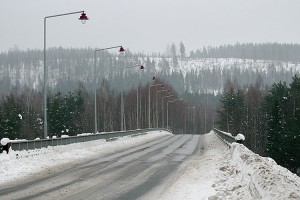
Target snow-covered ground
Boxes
[0,130,299,199]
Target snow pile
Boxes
[235,133,245,141]
[210,142,300,200]
[1,138,10,146]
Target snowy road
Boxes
[0,134,203,200]
[1,131,299,199]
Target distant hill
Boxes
[1,43,300,96]
[190,43,300,62]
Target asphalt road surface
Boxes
[0,134,203,200]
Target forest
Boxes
[216,75,300,174]
[0,77,217,142]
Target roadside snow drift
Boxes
[210,141,300,200]
[153,131,300,200]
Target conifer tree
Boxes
[170,43,178,67]
[48,91,84,136]
[263,81,292,171]
[0,94,22,139]
[216,81,244,135]
[179,41,186,59]
[286,75,300,172]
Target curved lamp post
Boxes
[167,99,182,129]
[94,46,125,133]
[156,89,169,128]
[185,106,196,134]
[120,65,144,131]
[148,83,163,128]
[44,11,88,139]
[161,95,174,128]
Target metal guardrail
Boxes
[213,128,236,145]
[8,128,171,152]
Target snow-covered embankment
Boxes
[211,140,300,199]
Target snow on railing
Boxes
[213,128,238,145]
[3,128,171,152]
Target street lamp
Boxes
[162,95,174,128]
[43,11,88,139]
[156,89,169,128]
[94,46,125,133]
[136,66,144,129]
[79,12,88,23]
[120,65,144,131]
[167,99,182,129]
[148,83,164,128]
[185,107,196,134]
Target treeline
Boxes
[216,75,300,175]
[190,43,300,62]
[0,78,218,140]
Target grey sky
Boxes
[1,0,300,54]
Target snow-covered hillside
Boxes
[156,57,300,75]
[155,57,300,93]
[0,130,299,199]
[2,54,300,95]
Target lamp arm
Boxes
[45,11,85,19]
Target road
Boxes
[0,134,203,200]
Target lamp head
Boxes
[79,12,89,24]
[119,46,125,52]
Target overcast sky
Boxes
[1,0,300,54]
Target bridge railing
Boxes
[213,128,236,146]
[7,128,171,152]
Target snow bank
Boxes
[211,142,300,200]
[231,143,300,199]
